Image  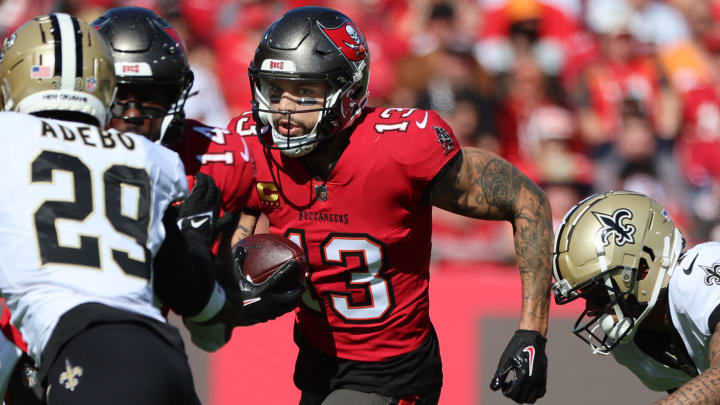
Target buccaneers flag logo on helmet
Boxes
[318,21,367,62]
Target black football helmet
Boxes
[249,6,370,157]
[92,7,193,145]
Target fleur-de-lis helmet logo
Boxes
[593,208,636,246]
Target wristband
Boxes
[187,281,226,323]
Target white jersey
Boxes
[613,242,720,391]
[0,112,188,364]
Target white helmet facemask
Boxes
[254,80,344,157]
[581,228,684,355]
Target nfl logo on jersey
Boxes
[315,185,328,201]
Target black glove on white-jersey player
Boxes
[176,172,230,243]
[490,329,548,404]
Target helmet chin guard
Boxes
[254,83,346,157]
[270,125,320,157]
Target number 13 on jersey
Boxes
[286,230,395,324]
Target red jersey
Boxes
[580,57,662,140]
[174,119,255,251]
[0,299,25,352]
[229,108,459,362]
[481,1,579,42]
[676,86,720,186]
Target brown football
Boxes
[233,233,307,291]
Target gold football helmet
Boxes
[552,191,684,354]
[0,13,115,126]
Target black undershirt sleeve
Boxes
[153,205,216,317]
[422,151,462,205]
[242,206,261,217]
[708,303,720,334]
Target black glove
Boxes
[490,329,548,404]
[177,173,230,243]
[223,246,305,326]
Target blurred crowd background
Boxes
[5,0,720,270]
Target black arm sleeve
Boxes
[153,205,217,317]
[708,303,720,334]
[422,151,462,205]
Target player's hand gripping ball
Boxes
[234,234,307,290]
[225,234,307,326]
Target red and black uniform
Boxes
[156,118,254,325]
[174,118,255,251]
[228,107,459,396]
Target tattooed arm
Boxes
[232,211,259,246]
[654,329,720,404]
[429,147,553,334]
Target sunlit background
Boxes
[2,0,718,403]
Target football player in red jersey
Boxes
[0,12,296,405]
[91,7,301,351]
[228,6,553,405]
[91,6,253,256]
